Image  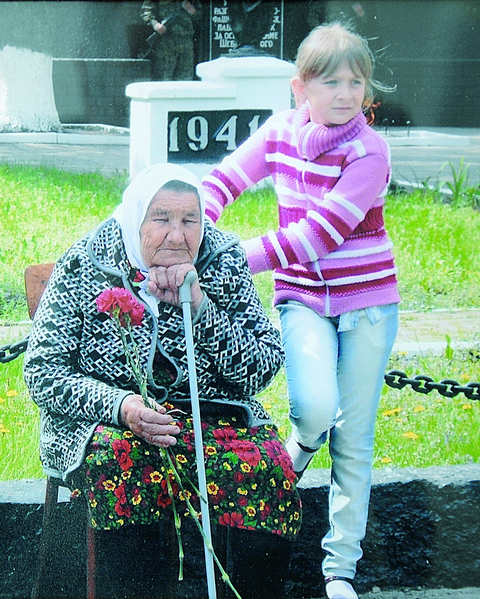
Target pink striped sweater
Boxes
[202,105,400,317]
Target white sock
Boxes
[285,436,315,472]
[325,579,358,599]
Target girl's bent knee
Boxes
[289,399,337,437]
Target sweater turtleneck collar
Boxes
[294,102,367,161]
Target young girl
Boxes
[202,23,400,599]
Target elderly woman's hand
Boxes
[147,264,204,314]
[120,395,180,447]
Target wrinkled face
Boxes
[297,61,366,126]
[140,189,202,268]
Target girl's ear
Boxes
[291,76,307,109]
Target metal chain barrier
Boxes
[0,337,29,364]
[384,370,480,401]
[1,335,479,400]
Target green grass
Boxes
[1,166,480,321]
[374,348,480,469]
[1,165,479,480]
[256,346,480,471]
[384,191,480,311]
[0,164,127,322]
[0,355,41,479]
[2,343,478,480]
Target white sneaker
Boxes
[325,578,358,599]
[285,436,316,476]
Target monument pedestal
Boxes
[126,55,295,179]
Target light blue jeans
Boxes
[278,301,399,580]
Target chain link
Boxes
[1,339,479,401]
[0,337,30,364]
[384,370,480,401]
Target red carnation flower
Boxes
[97,287,145,327]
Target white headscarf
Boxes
[112,163,205,315]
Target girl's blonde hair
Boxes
[295,22,391,109]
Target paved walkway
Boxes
[2,308,480,357]
[0,125,479,186]
[0,130,130,178]
[384,126,480,189]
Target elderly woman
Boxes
[24,164,301,599]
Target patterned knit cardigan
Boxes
[24,218,283,482]
[203,107,401,317]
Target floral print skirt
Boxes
[79,403,302,541]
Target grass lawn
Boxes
[0,165,479,480]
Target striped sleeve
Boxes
[202,113,287,222]
[244,153,390,273]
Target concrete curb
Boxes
[0,126,475,148]
[293,464,480,597]
[0,130,129,146]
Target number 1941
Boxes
[168,109,272,163]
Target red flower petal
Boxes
[96,288,144,327]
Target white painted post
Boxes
[0,46,60,133]
[126,56,295,179]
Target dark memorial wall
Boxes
[209,0,282,59]
[0,1,478,128]
[200,0,480,128]
[205,1,317,62]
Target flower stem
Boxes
[117,323,154,409]
[165,450,242,598]
[107,302,241,595]
[162,453,184,581]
